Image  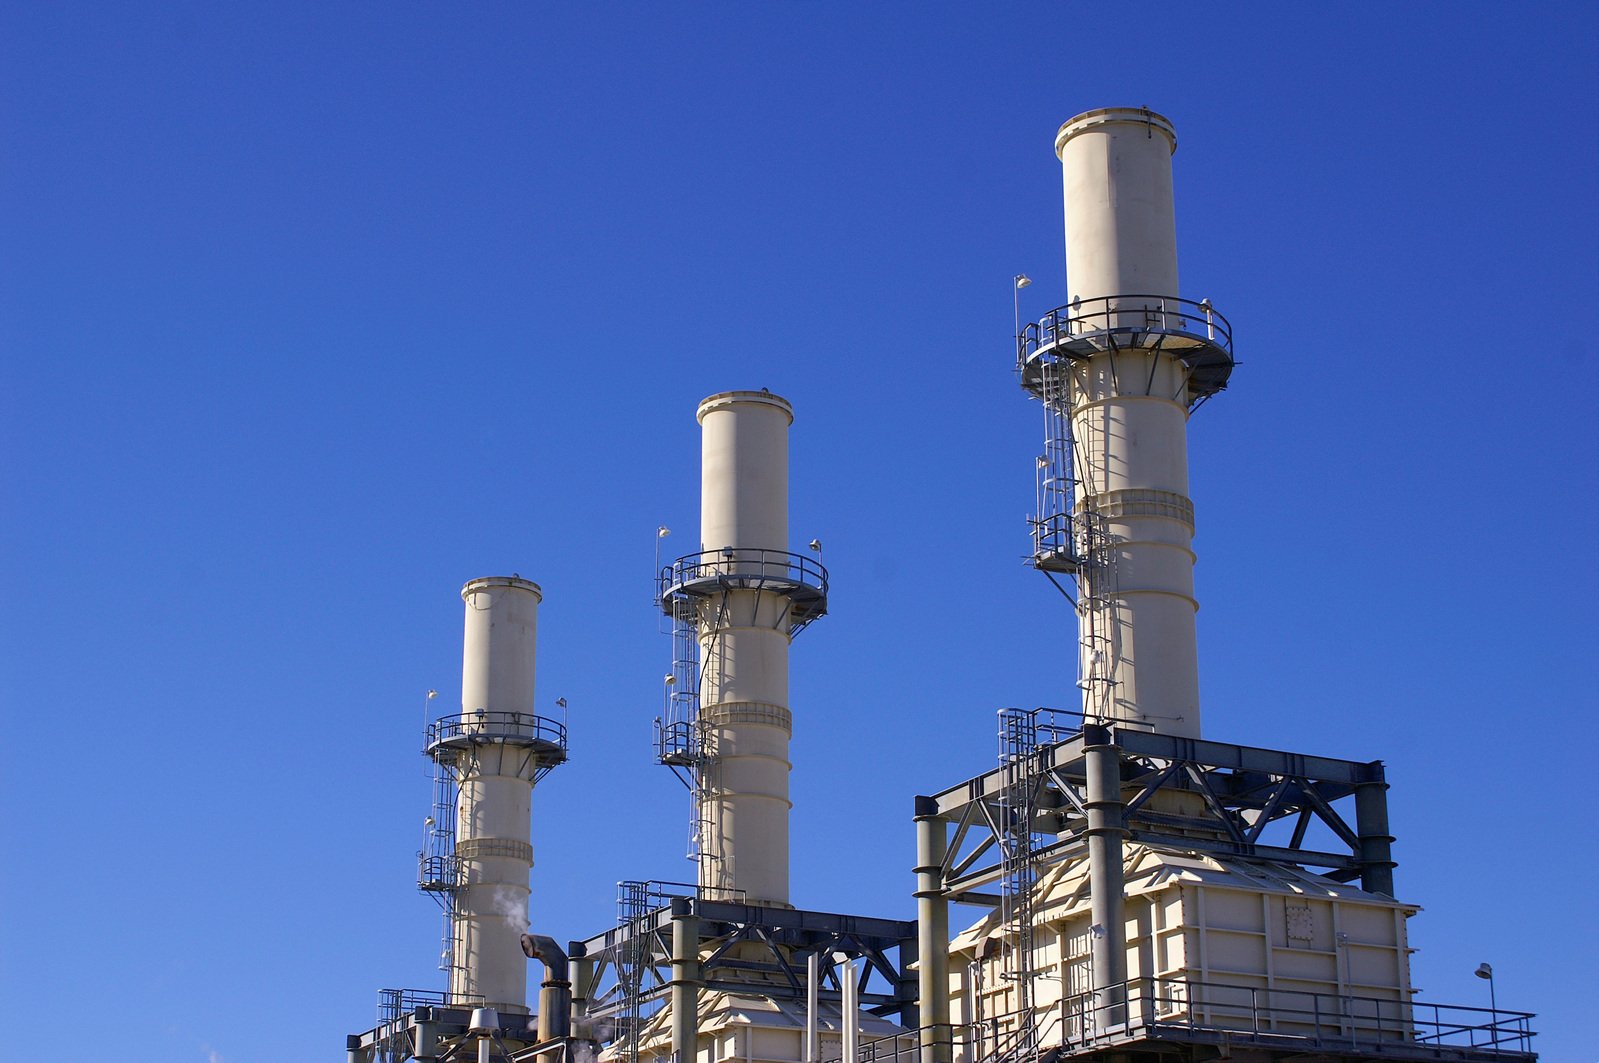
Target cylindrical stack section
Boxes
[452,576,543,1014]
[696,390,797,907]
[1056,108,1202,738]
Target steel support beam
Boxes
[1083,725,1127,1029]
[670,898,701,1063]
[914,795,951,1063]
[1354,765,1396,897]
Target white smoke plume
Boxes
[488,884,530,933]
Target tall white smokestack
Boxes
[1024,107,1233,739]
[443,575,555,1014]
[671,389,827,908]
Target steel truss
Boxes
[574,894,918,1045]
[928,725,1396,904]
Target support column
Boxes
[1083,725,1127,1028]
[670,897,702,1063]
[914,796,951,1063]
[1355,764,1396,897]
[569,942,593,1031]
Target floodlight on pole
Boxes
[1013,274,1032,341]
[1475,962,1497,1015]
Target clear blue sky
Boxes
[3,4,1595,1061]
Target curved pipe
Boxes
[519,934,568,982]
[520,934,571,1041]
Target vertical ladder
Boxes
[1066,361,1119,726]
[996,708,1041,1061]
[418,731,468,998]
[615,880,660,1063]
[1031,357,1079,568]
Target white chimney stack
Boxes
[693,390,800,906]
[447,575,548,1013]
[1023,107,1233,739]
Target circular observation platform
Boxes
[1017,294,1234,406]
[657,548,829,628]
[425,709,568,770]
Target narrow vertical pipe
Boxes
[569,942,593,1028]
[1355,765,1396,897]
[670,897,701,1063]
[913,796,951,1063]
[1083,725,1127,1028]
[805,951,820,1063]
[838,954,860,1063]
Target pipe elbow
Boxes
[519,933,569,982]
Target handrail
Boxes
[1066,976,1537,1056]
[659,547,829,599]
[426,709,568,752]
[1017,293,1233,369]
[822,976,1535,1063]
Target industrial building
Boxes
[345,108,1537,1063]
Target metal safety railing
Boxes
[826,976,1534,1063]
[375,986,482,1025]
[425,709,568,752]
[658,547,829,600]
[1064,977,1536,1057]
[1017,294,1232,369]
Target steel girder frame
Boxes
[573,898,919,1033]
[927,727,1395,902]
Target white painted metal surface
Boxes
[453,575,542,1014]
[1056,108,1202,738]
[695,391,797,907]
[949,847,1417,1056]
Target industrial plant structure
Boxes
[346,108,1537,1063]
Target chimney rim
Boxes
[696,389,794,426]
[461,575,543,602]
[1056,106,1177,158]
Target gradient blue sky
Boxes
[3,4,1595,1061]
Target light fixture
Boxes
[1013,274,1033,340]
[1475,962,1497,1013]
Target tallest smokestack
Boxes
[1022,107,1234,739]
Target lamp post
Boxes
[1474,962,1497,1015]
[1013,274,1032,340]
